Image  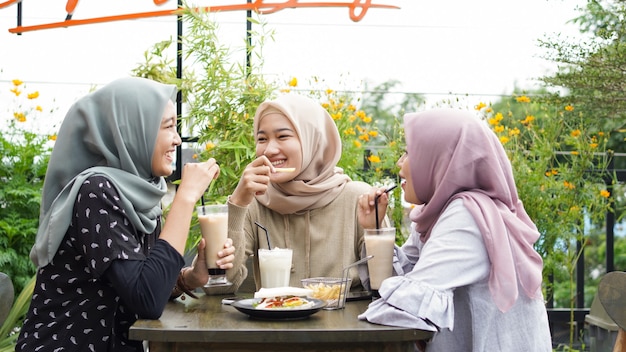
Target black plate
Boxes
[232,298,326,320]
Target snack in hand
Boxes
[274,167,296,173]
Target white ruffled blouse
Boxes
[358,199,552,352]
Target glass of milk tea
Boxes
[364,227,395,296]
[197,204,232,287]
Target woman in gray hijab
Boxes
[16,77,231,352]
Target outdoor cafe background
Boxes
[0,0,586,133]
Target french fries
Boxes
[304,282,343,301]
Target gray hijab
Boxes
[31,77,177,268]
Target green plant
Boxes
[0,80,55,295]
[0,275,34,351]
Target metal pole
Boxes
[174,0,184,181]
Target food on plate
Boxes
[253,287,315,309]
[254,296,314,309]
[274,167,296,173]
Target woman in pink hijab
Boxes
[357,108,552,351]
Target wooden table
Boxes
[129,293,433,352]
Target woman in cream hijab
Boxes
[357,108,552,351]
[220,93,382,292]
[17,77,230,352]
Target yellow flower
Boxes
[27,91,39,99]
[36,105,43,112]
[516,95,531,103]
[570,129,581,137]
[347,104,356,112]
[499,136,509,144]
[509,127,520,136]
[205,142,215,151]
[359,134,370,142]
[14,112,26,122]
[494,125,504,133]
[488,117,499,126]
[192,153,198,160]
[494,112,503,122]
[563,181,576,190]
[367,155,381,163]
[356,110,367,120]
[598,132,605,136]
[10,87,21,96]
[12,79,23,86]
[475,102,486,110]
[600,190,610,198]
[326,89,334,95]
[279,88,291,93]
[344,127,356,136]
[565,105,574,111]
[331,112,342,120]
[521,115,534,125]
[368,131,378,137]
[571,151,579,155]
[362,116,372,123]
[49,134,57,141]
[288,77,298,87]
[590,143,598,149]
[353,140,362,148]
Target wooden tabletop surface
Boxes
[129,293,433,344]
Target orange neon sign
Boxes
[2,0,400,34]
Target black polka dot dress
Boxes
[17,175,182,352]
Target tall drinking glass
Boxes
[197,204,232,287]
[364,227,395,297]
[258,248,293,288]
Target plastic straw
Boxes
[200,195,206,214]
[255,221,271,250]
[374,184,397,229]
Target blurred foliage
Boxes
[0,80,56,348]
[0,80,55,295]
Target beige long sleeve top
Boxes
[224,180,379,293]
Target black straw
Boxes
[374,184,397,229]
[200,195,206,214]
[255,221,271,250]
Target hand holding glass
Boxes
[197,204,232,287]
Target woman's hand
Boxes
[178,158,221,204]
[357,186,390,229]
[185,237,235,289]
[230,156,273,207]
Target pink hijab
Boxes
[253,94,351,214]
[405,108,543,312]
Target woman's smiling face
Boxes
[255,112,302,182]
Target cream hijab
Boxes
[405,108,543,312]
[253,94,350,214]
[31,77,177,268]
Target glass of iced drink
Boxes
[258,248,293,288]
[364,228,395,296]
[197,204,232,287]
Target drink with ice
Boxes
[258,248,293,288]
